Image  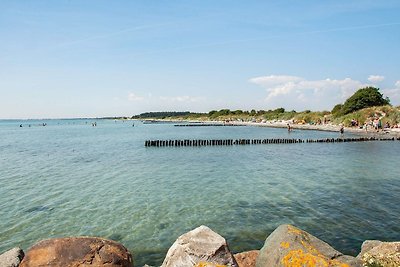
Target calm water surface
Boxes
[0,119,399,266]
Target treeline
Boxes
[132,111,204,119]
[206,108,329,125]
[132,109,298,120]
[208,108,297,120]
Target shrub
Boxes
[331,104,344,116]
[341,87,390,115]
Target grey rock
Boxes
[357,240,383,259]
[255,224,361,267]
[357,240,400,267]
[0,247,24,267]
[161,225,238,267]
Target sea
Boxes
[0,119,399,266]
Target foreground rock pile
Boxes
[1,224,398,267]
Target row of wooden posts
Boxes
[144,137,400,147]
[174,124,245,127]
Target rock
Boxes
[357,240,400,267]
[0,247,24,267]
[358,240,383,257]
[255,224,361,267]
[161,225,238,267]
[19,236,133,267]
[234,250,259,267]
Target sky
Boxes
[1,0,400,119]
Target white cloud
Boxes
[159,95,204,102]
[249,75,303,87]
[128,92,144,101]
[249,75,368,110]
[381,81,400,106]
[368,75,385,83]
[382,88,400,106]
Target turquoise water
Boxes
[0,119,399,266]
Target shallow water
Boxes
[0,119,399,265]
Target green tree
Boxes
[331,104,343,116]
[218,109,231,116]
[341,87,390,115]
[208,110,217,116]
[274,107,285,113]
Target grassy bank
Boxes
[132,106,400,128]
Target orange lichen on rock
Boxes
[301,239,322,256]
[281,242,290,249]
[281,249,350,267]
[194,262,227,267]
[282,249,327,267]
[287,225,304,236]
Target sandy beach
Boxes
[145,117,400,137]
[180,119,400,137]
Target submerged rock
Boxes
[357,240,400,267]
[19,236,133,267]
[255,224,361,267]
[234,250,259,267]
[161,225,238,267]
[0,247,24,267]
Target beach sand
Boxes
[210,119,400,137]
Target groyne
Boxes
[144,136,400,147]
[174,123,246,127]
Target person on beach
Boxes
[384,121,390,129]
[340,125,344,135]
[287,123,291,132]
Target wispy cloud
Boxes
[159,95,204,102]
[368,75,385,83]
[249,75,370,110]
[57,23,172,48]
[128,22,400,58]
[128,92,144,101]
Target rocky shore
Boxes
[1,224,398,267]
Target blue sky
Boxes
[1,1,400,119]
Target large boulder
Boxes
[0,247,24,267]
[256,224,361,267]
[161,225,238,267]
[19,237,133,267]
[357,240,400,267]
[234,250,259,267]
